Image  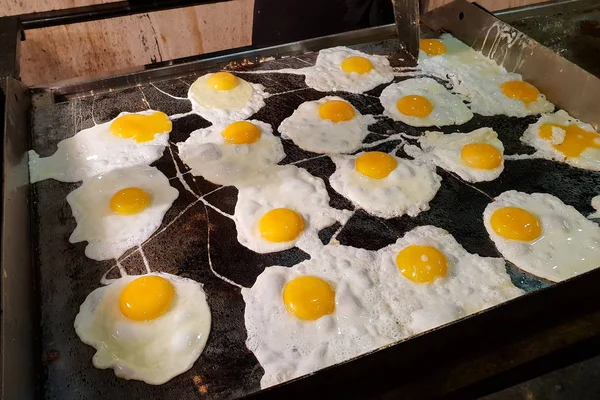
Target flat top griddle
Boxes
[29,19,600,400]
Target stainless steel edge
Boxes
[422,0,600,129]
[494,0,600,22]
[1,77,36,400]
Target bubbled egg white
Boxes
[404,128,505,182]
[483,191,600,282]
[233,165,351,255]
[67,165,179,261]
[74,273,211,385]
[278,96,375,154]
[177,120,285,185]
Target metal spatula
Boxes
[390,0,420,67]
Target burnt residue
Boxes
[30,35,600,400]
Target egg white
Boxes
[329,153,442,218]
[521,110,600,171]
[404,128,505,182]
[177,120,285,185]
[74,273,211,385]
[278,96,376,154]
[28,110,170,183]
[188,73,268,124]
[233,165,351,255]
[302,46,394,93]
[483,190,600,282]
[67,165,179,261]
[380,78,473,127]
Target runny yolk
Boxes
[539,123,600,158]
[259,208,305,243]
[119,275,175,321]
[396,245,448,283]
[460,143,503,170]
[341,56,374,74]
[420,39,447,56]
[282,276,335,321]
[318,100,356,123]
[490,207,542,241]
[109,112,172,143]
[355,151,397,179]
[207,72,239,90]
[110,187,151,215]
[222,121,261,144]
[500,80,540,103]
[396,95,434,117]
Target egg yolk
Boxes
[318,100,356,123]
[119,275,175,321]
[539,123,600,158]
[110,187,151,215]
[283,276,335,321]
[222,121,261,144]
[109,112,172,143]
[259,208,305,242]
[396,95,434,117]
[396,245,448,283]
[490,207,542,241]
[500,80,540,103]
[355,151,397,179]
[420,39,447,56]
[460,143,503,170]
[341,56,374,74]
[207,72,239,90]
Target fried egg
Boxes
[29,110,171,183]
[177,120,285,185]
[404,128,504,182]
[75,273,211,384]
[67,165,179,260]
[329,151,442,218]
[278,96,376,154]
[483,191,600,282]
[301,46,394,93]
[188,72,268,124]
[380,78,473,127]
[377,226,523,335]
[233,165,351,254]
[521,110,600,171]
[242,245,401,388]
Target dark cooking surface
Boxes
[30,40,600,399]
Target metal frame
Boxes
[2,0,600,399]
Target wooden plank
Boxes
[0,0,115,16]
[423,0,549,12]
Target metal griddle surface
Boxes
[30,38,600,399]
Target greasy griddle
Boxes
[31,38,600,399]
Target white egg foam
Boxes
[67,165,179,260]
[483,190,600,282]
[28,110,170,183]
[74,273,211,385]
[278,96,376,154]
[176,119,285,185]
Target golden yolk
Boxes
[500,80,540,103]
[396,95,434,117]
[460,143,503,170]
[539,123,600,158]
[341,56,374,74]
[221,121,261,144]
[355,151,397,179]
[119,275,175,321]
[207,72,239,90]
[490,207,542,241]
[396,245,448,283]
[318,100,356,123]
[282,276,335,320]
[110,187,151,215]
[420,39,447,56]
[259,208,305,242]
[109,112,172,143]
